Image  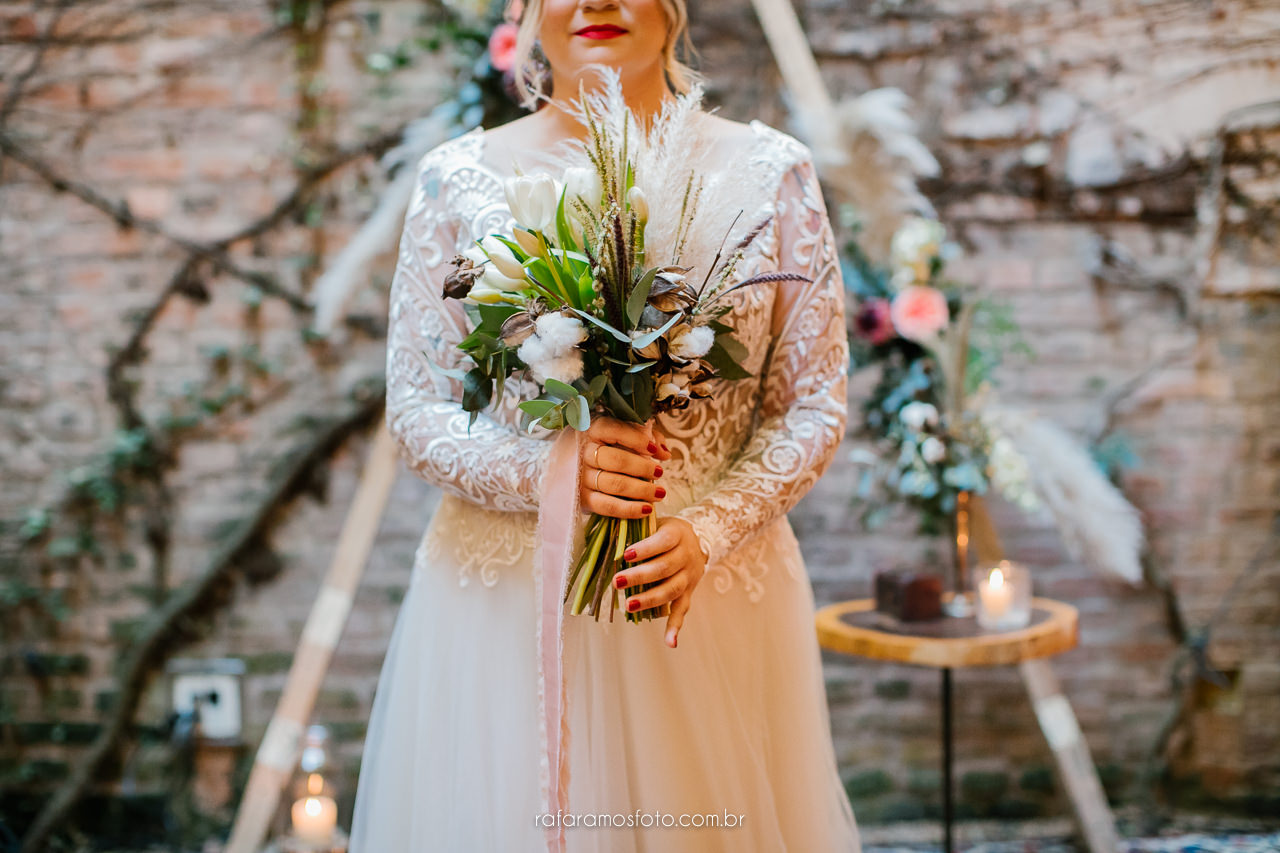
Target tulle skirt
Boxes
[348,494,861,852]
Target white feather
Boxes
[791,87,939,264]
[984,405,1146,585]
[551,67,790,275]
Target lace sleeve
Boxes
[384,147,552,512]
[674,153,849,565]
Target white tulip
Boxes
[504,174,558,232]
[480,235,526,280]
[512,228,541,257]
[626,185,649,222]
[463,277,509,305]
[563,166,602,208]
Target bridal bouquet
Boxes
[435,87,806,622]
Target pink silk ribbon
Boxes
[535,427,585,853]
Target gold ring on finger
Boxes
[592,443,601,468]
[593,468,602,492]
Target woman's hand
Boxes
[612,517,706,649]
[580,417,672,519]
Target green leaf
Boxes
[626,360,657,373]
[566,395,590,431]
[715,331,749,363]
[567,306,631,343]
[519,399,557,418]
[555,189,578,254]
[704,340,751,381]
[462,367,492,412]
[543,377,578,401]
[587,373,608,401]
[626,268,657,327]
[604,378,641,422]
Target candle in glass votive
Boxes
[291,794,337,844]
[975,561,1031,630]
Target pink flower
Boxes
[890,285,949,342]
[488,22,519,72]
[853,298,895,345]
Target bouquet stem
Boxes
[565,512,671,623]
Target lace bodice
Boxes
[384,117,849,594]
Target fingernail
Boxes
[654,487,666,499]
[623,549,636,561]
[647,441,658,454]
[627,598,641,612]
[654,465,663,478]
[661,443,669,452]
[641,504,652,515]
[669,630,678,648]
[615,574,628,588]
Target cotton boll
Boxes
[669,324,714,360]
[920,435,947,463]
[530,350,584,385]
[517,333,551,366]
[534,313,588,355]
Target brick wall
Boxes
[2,0,1277,839]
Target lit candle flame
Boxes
[989,567,1004,588]
[307,772,323,795]
[304,797,323,817]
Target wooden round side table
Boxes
[816,595,1115,853]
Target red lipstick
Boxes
[574,24,628,40]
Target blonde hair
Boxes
[505,0,702,110]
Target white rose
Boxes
[504,174,558,232]
[899,401,939,431]
[890,216,946,284]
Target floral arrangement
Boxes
[843,215,1034,533]
[436,84,802,621]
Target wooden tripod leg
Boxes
[226,422,399,853]
[1019,658,1120,853]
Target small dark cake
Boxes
[874,569,943,621]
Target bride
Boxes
[349,0,862,850]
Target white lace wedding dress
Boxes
[348,89,861,853]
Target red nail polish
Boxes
[661,443,669,452]
[647,442,658,454]
[654,466,663,478]
[624,549,636,561]
[615,574,628,589]
[627,598,641,612]
[641,504,652,515]
[655,487,666,499]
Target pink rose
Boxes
[488,22,519,73]
[890,285,949,342]
[853,298,895,345]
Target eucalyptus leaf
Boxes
[543,377,578,401]
[630,311,681,349]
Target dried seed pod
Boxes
[442,254,482,300]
